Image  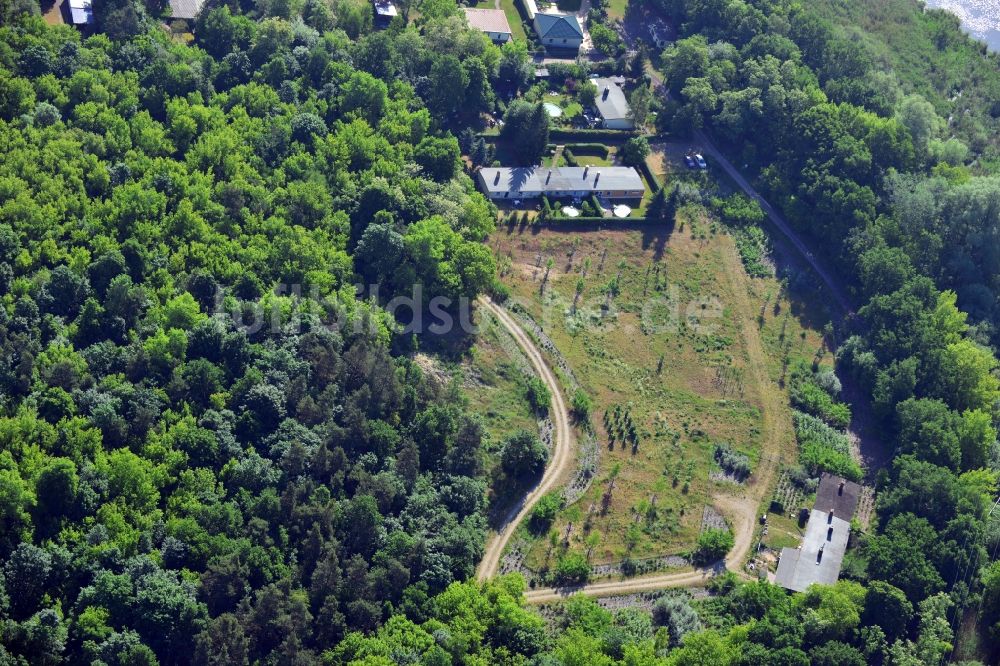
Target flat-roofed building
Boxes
[68,0,94,25]
[463,8,513,43]
[374,0,397,25]
[775,510,851,592]
[477,166,644,200]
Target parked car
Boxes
[684,153,697,169]
[694,153,708,169]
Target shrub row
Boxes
[550,128,639,141]
[564,143,611,158]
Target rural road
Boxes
[476,297,576,582]
[693,129,854,315]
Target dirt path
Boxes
[693,129,853,315]
[476,296,577,582]
[519,238,792,603]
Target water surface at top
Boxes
[924,0,1000,51]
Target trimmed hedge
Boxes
[635,158,661,191]
[550,128,639,141]
[540,216,649,225]
[564,143,611,158]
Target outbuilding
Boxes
[167,0,207,20]
[67,0,93,25]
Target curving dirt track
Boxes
[694,129,854,315]
[475,297,577,583]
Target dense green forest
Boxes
[0,8,510,664]
[1,0,1000,663]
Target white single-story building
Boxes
[374,0,397,25]
[533,13,583,49]
[463,8,513,43]
[478,166,644,200]
[774,510,851,592]
[591,77,633,129]
[68,0,93,24]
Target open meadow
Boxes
[485,204,832,578]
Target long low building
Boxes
[774,473,862,592]
[477,166,644,200]
[774,509,851,592]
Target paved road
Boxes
[694,129,854,315]
[476,297,576,582]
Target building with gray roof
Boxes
[533,13,583,49]
[814,472,861,518]
[775,509,851,592]
[374,0,397,25]
[591,77,633,129]
[68,0,93,24]
[774,473,861,593]
[168,0,205,19]
[477,166,644,200]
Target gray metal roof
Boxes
[592,77,631,122]
[478,166,644,194]
[534,13,583,39]
[775,510,851,592]
[168,0,205,19]
[463,8,512,34]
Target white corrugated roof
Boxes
[774,510,851,592]
[168,0,206,19]
[68,0,93,24]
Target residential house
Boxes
[533,12,583,50]
[591,76,633,129]
[167,0,206,20]
[477,166,644,200]
[463,8,513,43]
[774,474,862,593]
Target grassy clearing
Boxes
[606,0,628,20]
[488,187,830,573]
[462,316,540,446]
[492,222,761,567]
[500,0,529,41]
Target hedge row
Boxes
[634,158,661,191]
[550,128,639,141]
[564,143,611,158]
[540,216,650,225]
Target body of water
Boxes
[924,0,1000,51]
